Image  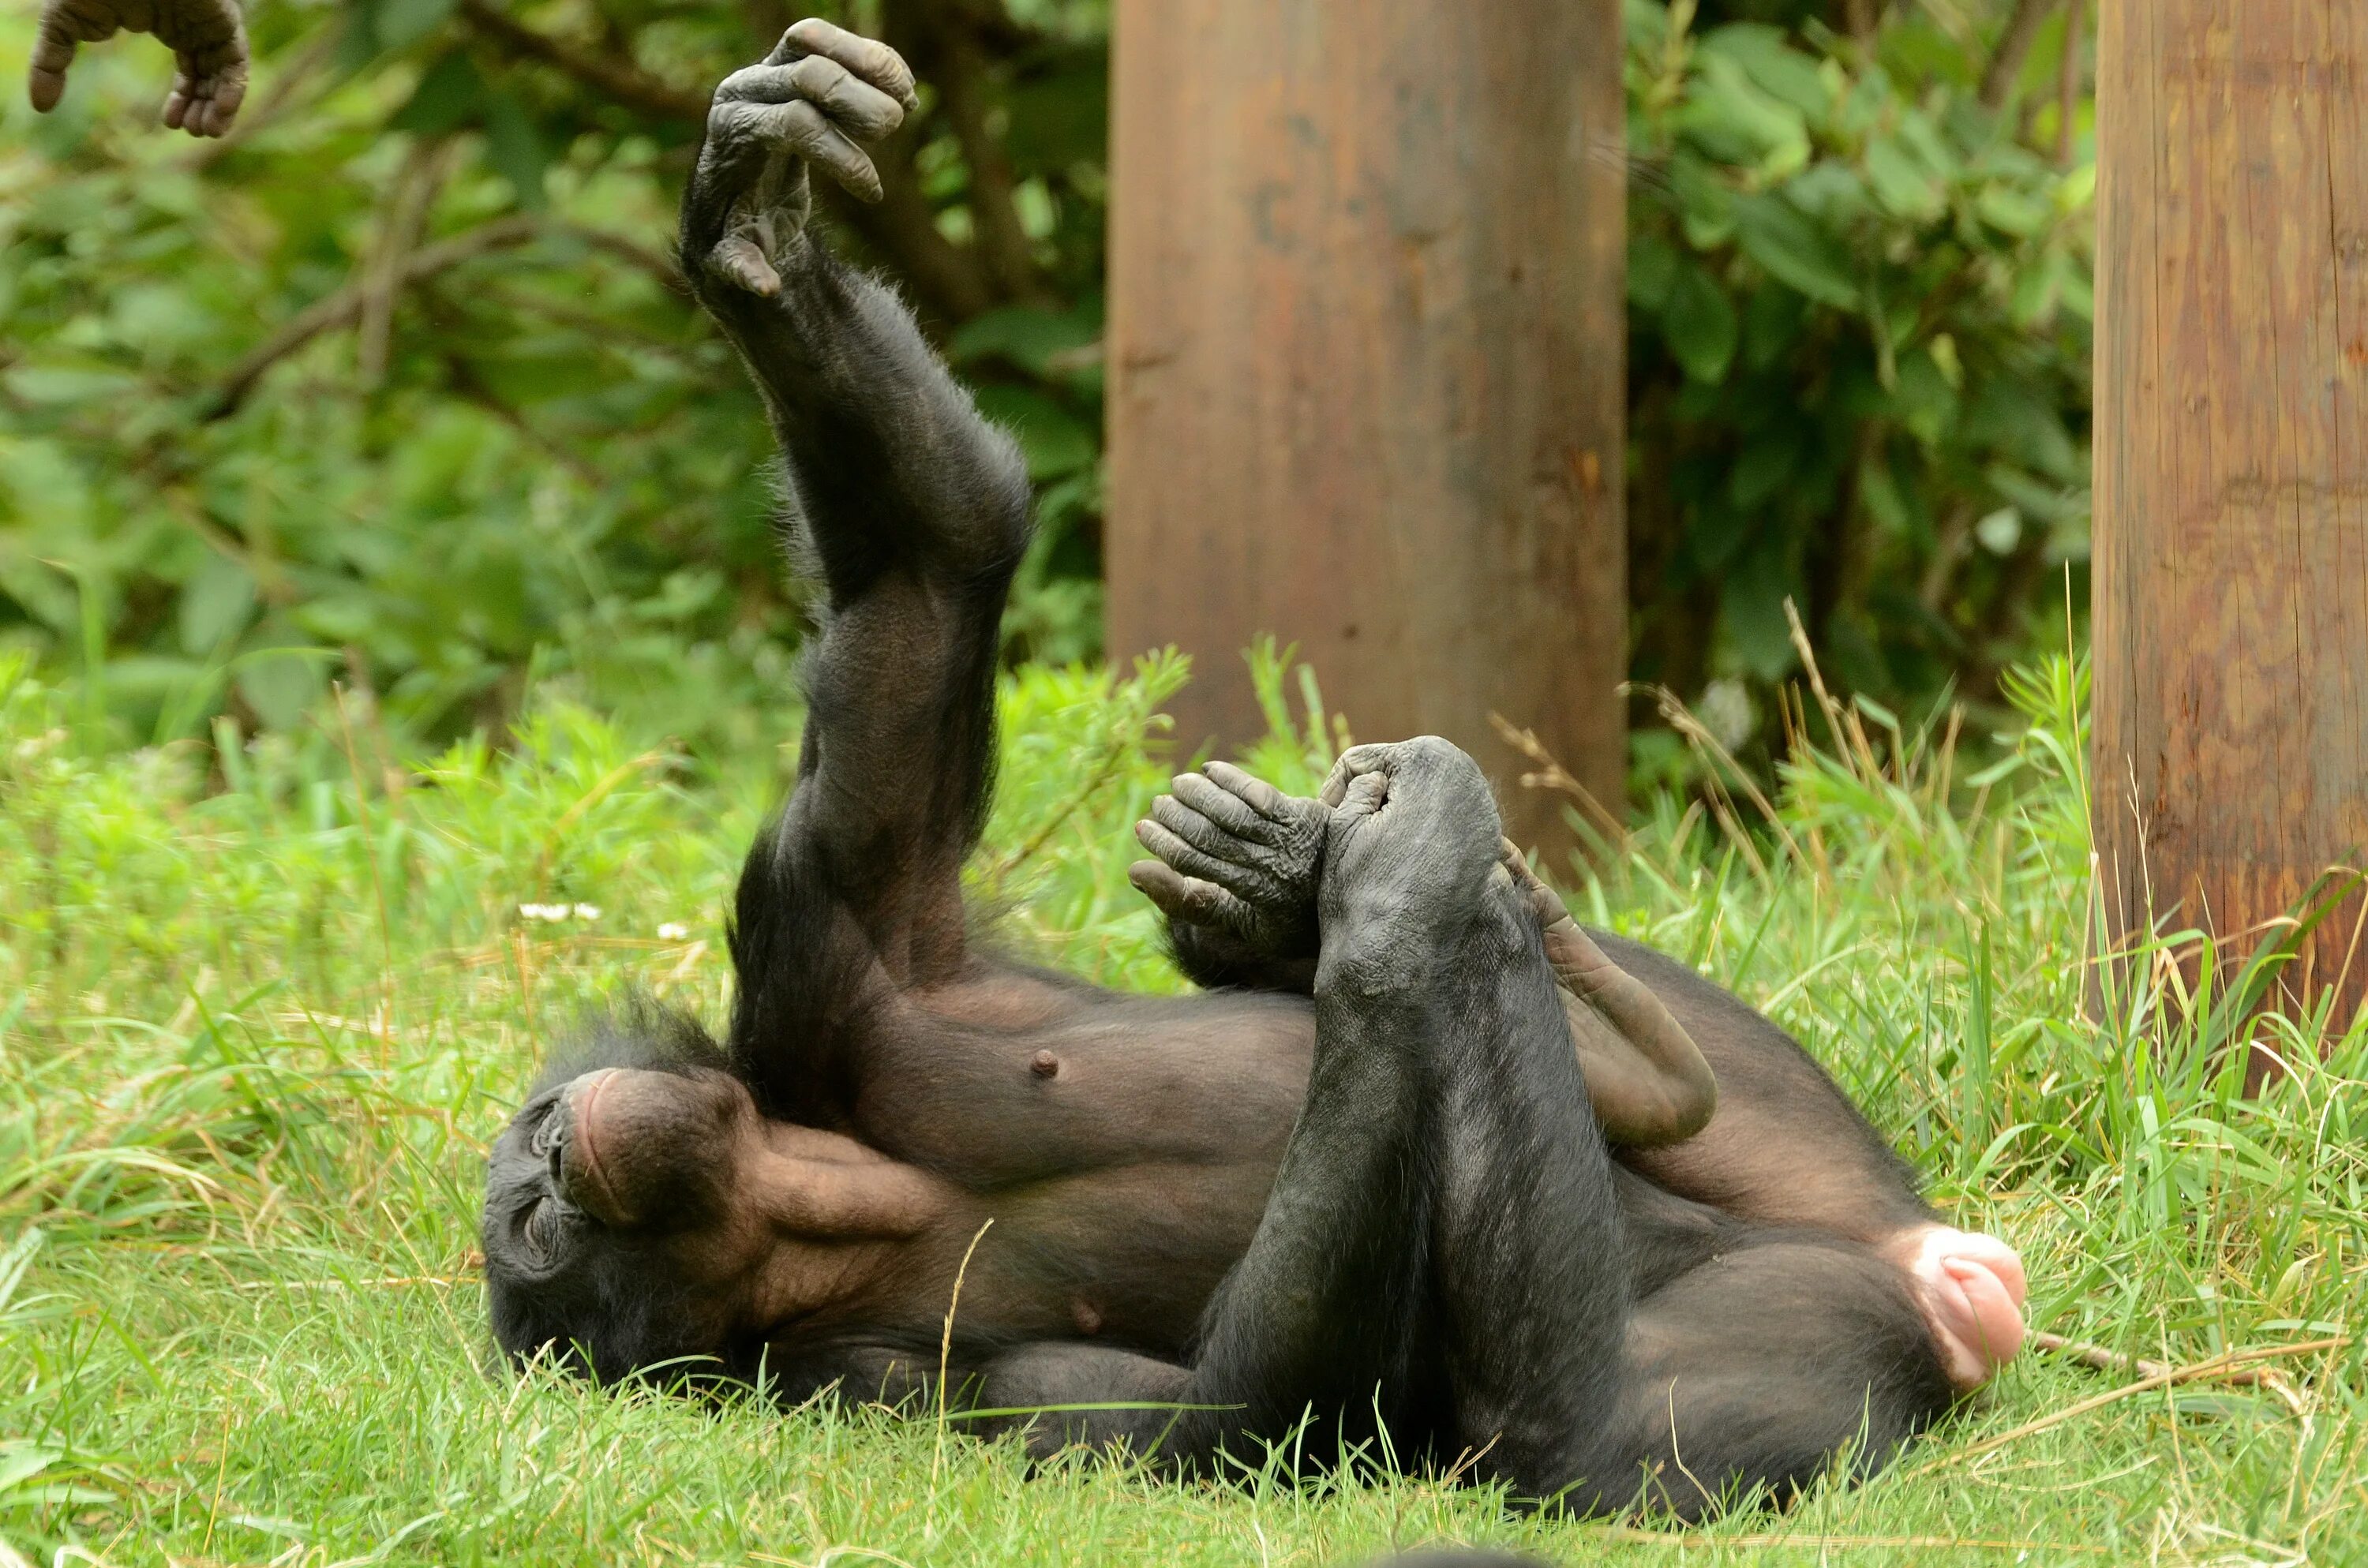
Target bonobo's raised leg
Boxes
[1132,760,2021,1384]
[1008,739,1956,1516]
[1004,738,1635,1497]
[1130,762,1716,1148]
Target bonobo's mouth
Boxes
[564,1068,630,1224]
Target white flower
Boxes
[518,903,571,922]
[573,904,603,921]
[658,922,691,941]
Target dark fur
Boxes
[481,83,1956,1525]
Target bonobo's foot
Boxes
[1130,761,1328,964]
[1499,840,1717,1147]
[687,19,916,298]
[1314,739,1508,980]
[1883,1225,2027,1391]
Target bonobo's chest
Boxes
[776,972,1318,1356]
[847,971,1317,1187]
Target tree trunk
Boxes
[1103,0,1628,855]
[2092,0,2368,1043]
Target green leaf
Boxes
[1729,439,1796,511]
[392,51,485,137]
[377,0,456,52]
[949,307,1100,377]
[1864,135,1943,222]
[178,555,257,655]
[235,646,329,731]
[1699,24,1830,121]
[1975,507,2023,555]
[972,386,1096,481]
[1669,155,1737,249]
[1722,539,1798,681]
[1688,503,1751,574]
[1662,264,1739,384]
[1000,52,1110,173]
[1731,193,1859,309]
[1976,184,2052,238]
[1676,54,1809,170]
[480,92,549,208]
[1628,234,1680,312]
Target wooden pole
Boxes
[2092,1,2368,1035]
[1103,1,1627,854]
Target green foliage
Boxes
[3,649,2364,1562]
[0,0,1111,760]
[1625,0,2093,781]
[1,1,2094,787]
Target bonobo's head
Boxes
[481,1005,772,1384]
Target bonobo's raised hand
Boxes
[690,18,917,298]
[1129,761,1328,965]
[28,0,246,137]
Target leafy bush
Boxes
[1624,0,2093,784]
[1,0,2091,785]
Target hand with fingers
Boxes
[1128,761,1329,968]
[692,17,918,298]
[27,0,248,137]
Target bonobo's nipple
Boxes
[1029,1050,1061,1079]
[1072,1299,1103,1334]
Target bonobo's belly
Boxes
[816,979,1321,1357]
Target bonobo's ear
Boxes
[1501,841,1717,1147]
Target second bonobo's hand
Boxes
[693,19,917,298]
[28,0,247,137]
[1129,761,1328,964]
[1498,837,1718,1145]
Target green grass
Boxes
[2,645,2363,1568]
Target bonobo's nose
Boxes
[556,1068,631,1224]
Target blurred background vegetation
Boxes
[0,0,2093,787]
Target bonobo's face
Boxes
[482,1057,774,1383]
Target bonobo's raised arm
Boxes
[680,23,1031,1107]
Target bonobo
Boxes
[480,21,2026,1518]
[26,0,246,137]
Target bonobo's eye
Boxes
[526,1098,567,1180]
[518,1195,565,1264]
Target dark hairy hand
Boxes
[28,0,247,137]
[693,18,918,298]
[1129,761,1328,965]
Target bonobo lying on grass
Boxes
[476,21,2026,1520]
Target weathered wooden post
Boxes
[1103,0,1628,852]
[2092,2,2368,1029]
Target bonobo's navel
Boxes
[1029,1050,1061,1079]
